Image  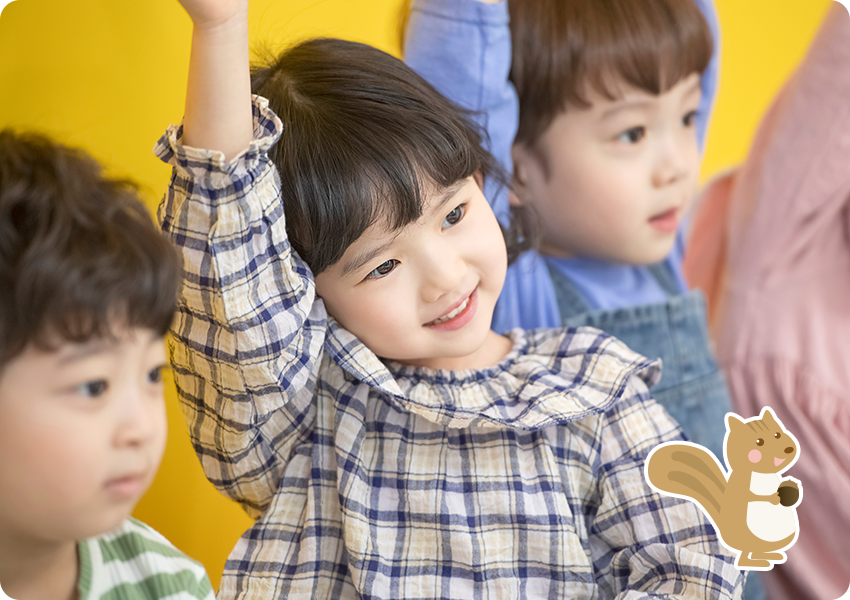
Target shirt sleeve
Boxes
[588,384,745,599]
[404,0,517,225]
[693,0,720,153]
[155,96,326,518]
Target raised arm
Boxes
[692,0,719,153]
[156,0,325,517]
[178,0,252,159]
[404,0,516,221]
[404,0,719,202]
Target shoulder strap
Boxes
[545,262,590,320]
[647,260,681,297]
[547,259,679,321]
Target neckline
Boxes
[384,328,528,382]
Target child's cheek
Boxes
[748,449,762,463]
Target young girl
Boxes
[405,5,768,598]
[403,0,771,593]
[405,0,733,493]
[159,0,743,597]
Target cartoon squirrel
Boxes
[646,407,802,569]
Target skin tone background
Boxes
[0,0,836,589]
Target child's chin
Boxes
[63,511,133,542]
[625,245,676,267]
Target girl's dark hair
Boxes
[509,0,714,147]
[0,130,181,370]
[251,38,534,275]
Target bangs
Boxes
[253,38,496,275]
[511,0,713,145]
[578,0,713,105]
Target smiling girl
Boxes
[157,0,743,597]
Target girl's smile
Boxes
[315,176,509,371]
[424,287,477,330]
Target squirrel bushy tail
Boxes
[646,444,726,526]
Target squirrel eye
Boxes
[756,439,764,446]
[774,432,781,439]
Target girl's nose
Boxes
[419,250,466,303]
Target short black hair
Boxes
[251,37,534,275]
[0,130,182,370]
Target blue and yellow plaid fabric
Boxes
[156,97,743,600]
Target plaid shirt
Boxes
[156,97,744,600]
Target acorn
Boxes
[777,483,799,507]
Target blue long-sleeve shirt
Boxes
[404,0,720,332]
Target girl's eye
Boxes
[366,259,399,280]
[147,365,166,385]
[617,126,645,144]
[77,380,108,398]
[682,110,698,127]
[774,432,781,439]
[756,438,764,446]
[443,204,466,228]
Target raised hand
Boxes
[177,0,248,31]
[177,0,252,160]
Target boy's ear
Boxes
[510,143,531,207]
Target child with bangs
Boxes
[159,0,744,597]
[406,0,732,474]
[405,1,763,596]
[0,131,213,599]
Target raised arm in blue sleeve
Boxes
[694,0,720,151]
[405,0,720,177]
[404,0,517,224]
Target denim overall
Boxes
[548,262,731,459]
[548,263,765,600]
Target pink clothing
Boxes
[684,169,734,335]
[690,6,850,600]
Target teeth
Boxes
[430,296,470,325]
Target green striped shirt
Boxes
[76,519,214,600]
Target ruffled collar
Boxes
[324,318,659,430]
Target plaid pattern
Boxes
[156,97,744,600]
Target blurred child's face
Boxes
[315,176,509,370]
[0,328,167,546]
[512,73,702,264]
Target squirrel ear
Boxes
[761,407,778,425]
[726,413,746,430]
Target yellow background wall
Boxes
[0,0,836,589]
